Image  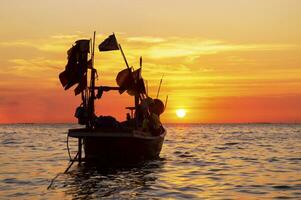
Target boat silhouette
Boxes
[59,32,167,167]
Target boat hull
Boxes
[68,128,166,166]
[84,135,164,166]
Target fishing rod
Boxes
[145,80,148,96]
[156,74,164,98]
[140,56,142,68]
[164,95,168,110]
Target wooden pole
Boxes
[118,43,143,126]
[78,138,82,163]
[119,44,131,70]
[88,31,96,128]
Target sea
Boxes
[0,124,301,199]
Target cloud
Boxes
[0,40,69,53]
[141,38,295,59]
[9,58,63,70]
[6,58,63,81]
[126,36,166,43]
[1,34,295,58]
[50,34,81,39]
[0,97,19,106]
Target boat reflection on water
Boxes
[60,158,165,199]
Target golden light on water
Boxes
[176,109,186,118]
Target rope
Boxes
[64,152,79,173]
[48,135,78,190]
[47,152,79,190]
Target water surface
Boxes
[0,124,301,199]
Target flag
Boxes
[98,34,119,51]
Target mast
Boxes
[88,31,96,128]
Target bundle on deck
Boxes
[116,68,146,96]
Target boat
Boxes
[59,32,167,166]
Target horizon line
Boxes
[0,122,300,125]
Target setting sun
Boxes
[176,109,186,118]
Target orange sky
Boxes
[0,0,300,123]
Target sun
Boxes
[176,109,186,118]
